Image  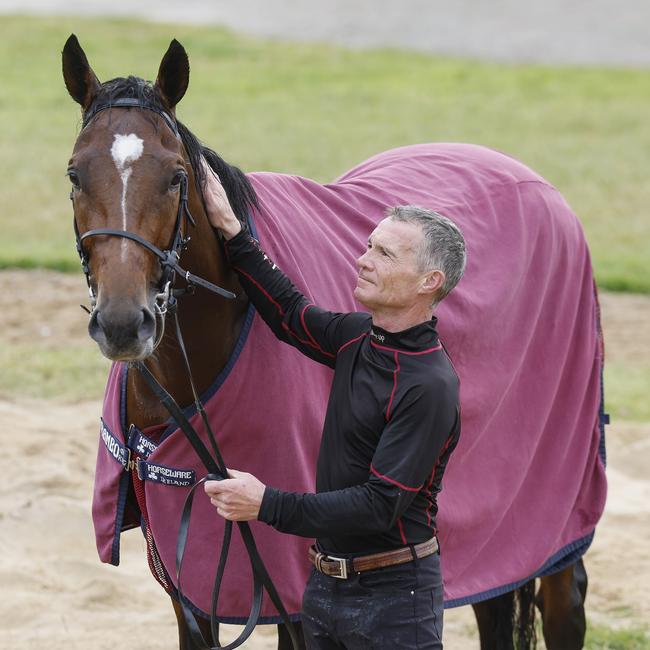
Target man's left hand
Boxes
[204,469,266,521]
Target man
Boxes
[203,170,466,649]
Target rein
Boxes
[72,100,300,650]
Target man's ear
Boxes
[419,269,445,299]
[62,34,101,110]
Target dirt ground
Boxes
[0,270,648,649]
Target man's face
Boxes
[354,218,427,312]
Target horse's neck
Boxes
[125,189,248,430]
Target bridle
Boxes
[73,97,236,347]
[70,98,300,650]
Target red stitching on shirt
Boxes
[234,268,335,359]
[397,517,408,545]
[370,464,422,492]
[234,267,285,315]
[300,304,318,346]
[300,304,335,359]
[370,341,442,356]
[279,322,321,349]
[385,351,400,422]
[424,488,433,528]
[337,332,367,354]
[425,434,456,527]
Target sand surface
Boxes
[0,271,648,648]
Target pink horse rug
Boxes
[92,143,607,620]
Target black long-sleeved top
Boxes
[225,226,461,555]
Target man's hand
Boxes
[204,469,266,521]
[201,159,242,240]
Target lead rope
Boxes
[133,305,301,650]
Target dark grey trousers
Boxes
[301,552,444,649]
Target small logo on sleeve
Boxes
[262,252,278,270]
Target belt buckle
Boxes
[326,555,348,580]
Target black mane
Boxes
[85,76,258,223]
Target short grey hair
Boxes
[386,205,467,306]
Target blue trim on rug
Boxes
[110,472,132,566]
[597,367,608,469]
[158,300,256,443]
[159,210,259,443]
[536,532,594,578]
[120,362,128,432]
[247,207,259,239]
[110,363,131,566]
[597,299,608,468]
[443,531,595,609]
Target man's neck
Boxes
[371,305,434,333]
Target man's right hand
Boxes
[201,159,242,240]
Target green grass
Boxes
[0,342,110,402]
[1,15,650,291]
[585,624,650,650]
[529,619,650,650]
[604,363,650,421]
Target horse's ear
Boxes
[155,39,189,111]
[62,34,100,110]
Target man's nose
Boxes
[356,251,371,270]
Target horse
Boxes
[62,34,607,650]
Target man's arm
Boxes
[203,162,366,367]
[258,384,460,538]
[207,383,460,538]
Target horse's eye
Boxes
[67,170,80,188]
[170,172,185,189]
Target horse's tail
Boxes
[488,580,537,650]
[513,580,537,650]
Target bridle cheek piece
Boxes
[71,98,236,348]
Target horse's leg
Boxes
[536,559,588,650]
[472,591,515,650]
[171,598,218,650]
[472,580,537,650]
[278,621,306,650]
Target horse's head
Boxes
[63,35,194,361]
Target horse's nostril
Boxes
[138,308,156,342]
[88,306,154,350]
[88,309,105,343]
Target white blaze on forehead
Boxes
[111,133,144,170]
[110,133,144,260]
